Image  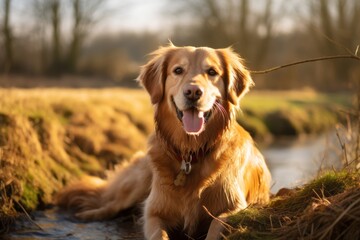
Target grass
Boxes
[227,88,359,240]
[226,170,360,240]
[238,90,352,141]
[0,88,153,233]
[0,87,355,235]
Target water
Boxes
[4,208,143,240]
[262,132,340,193]
[4,133,340,240]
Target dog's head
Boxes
[138,45,253,136]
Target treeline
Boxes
[0,0,359,90]
[0,0,106,75]
[168,0,360,90]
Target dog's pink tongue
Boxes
[182,109,205,134]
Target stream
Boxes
[4,132,341,240]
[263,131,340,193]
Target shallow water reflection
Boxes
[4,132,340,240]
[5,208,143,240]
[263,132,340,193]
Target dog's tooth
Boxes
[198,111,204,118]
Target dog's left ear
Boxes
[137,46,174,104]
[217,48,254,106]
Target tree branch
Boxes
[250,53,360,75]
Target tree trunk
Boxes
[253,0,273,66]
[67,0,81,73]
[238,0,249,57]
[308,0,359,88]
[66,0,104,73]
[50,0,62,75]
[3,0,13,73]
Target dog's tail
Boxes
[55,176,106,213]
[55,151,152,221]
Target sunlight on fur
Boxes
[56,45,271,240]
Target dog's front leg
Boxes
[205,215,229,240]
[144,215,169,240]
[205,219,224,240]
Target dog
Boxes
[56,45,271,240]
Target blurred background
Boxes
[1,2,359,238]
[0,0,359,90]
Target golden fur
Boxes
[56,45,271,240]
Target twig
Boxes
[202,205,236,232]
[319,197,360,240]
[14,200,44,231]
[335,128,349,166]
[319,32,354,56]
[355,80,360,163]
[184,233,196,240]
[250,54,360,74]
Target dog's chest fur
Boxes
[146,132,248,234]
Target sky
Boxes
[7,0,298,37]
[97,0,300,35]
[94,0,173,33]
[8,0,171,34]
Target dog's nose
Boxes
[183,84,203,101]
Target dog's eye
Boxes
[207,68,218,76]
[173,67,184,75]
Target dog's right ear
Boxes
[216,48,254,106]
[137,46,174,105]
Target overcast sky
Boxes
[7,0,298,36]
[8,0,171,34]
[103,0,170,32]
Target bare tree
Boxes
[27,0,108,75]
[49,0,62,74]
[308,0,360,87]
[31,0,63,74]
[31,0,49,73]
[238,0,250,56]
[252,0,273,66]
[2,0,13,73]
[66,0,105,73]
[171,0,275,67]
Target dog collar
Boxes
[175,150,201,164]
[173,149,208,187]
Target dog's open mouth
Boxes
[172,98,212,135]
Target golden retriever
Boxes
[56,45,271,240]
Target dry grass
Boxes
[0,87,356,237]
[0,88,153,233]
[226,89,359,240]
[226,170,360,240]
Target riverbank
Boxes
[0,88,153,233]
[0,88,355,235]
[238,90,352,141]
[227,170,360,240]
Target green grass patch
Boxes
[238,91,352,139]
[226,170,360,240]
[19,182,39,211]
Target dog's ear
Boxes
[137,46,174,105]
[217,48,254,106]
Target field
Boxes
[238,90,352,141]
[0,87,357,238]
[0,88,153,230]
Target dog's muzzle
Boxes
[172,97,212,135]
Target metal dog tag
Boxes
[181,159,192,174]
[174,157,193,186]
[174,170,187,187]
